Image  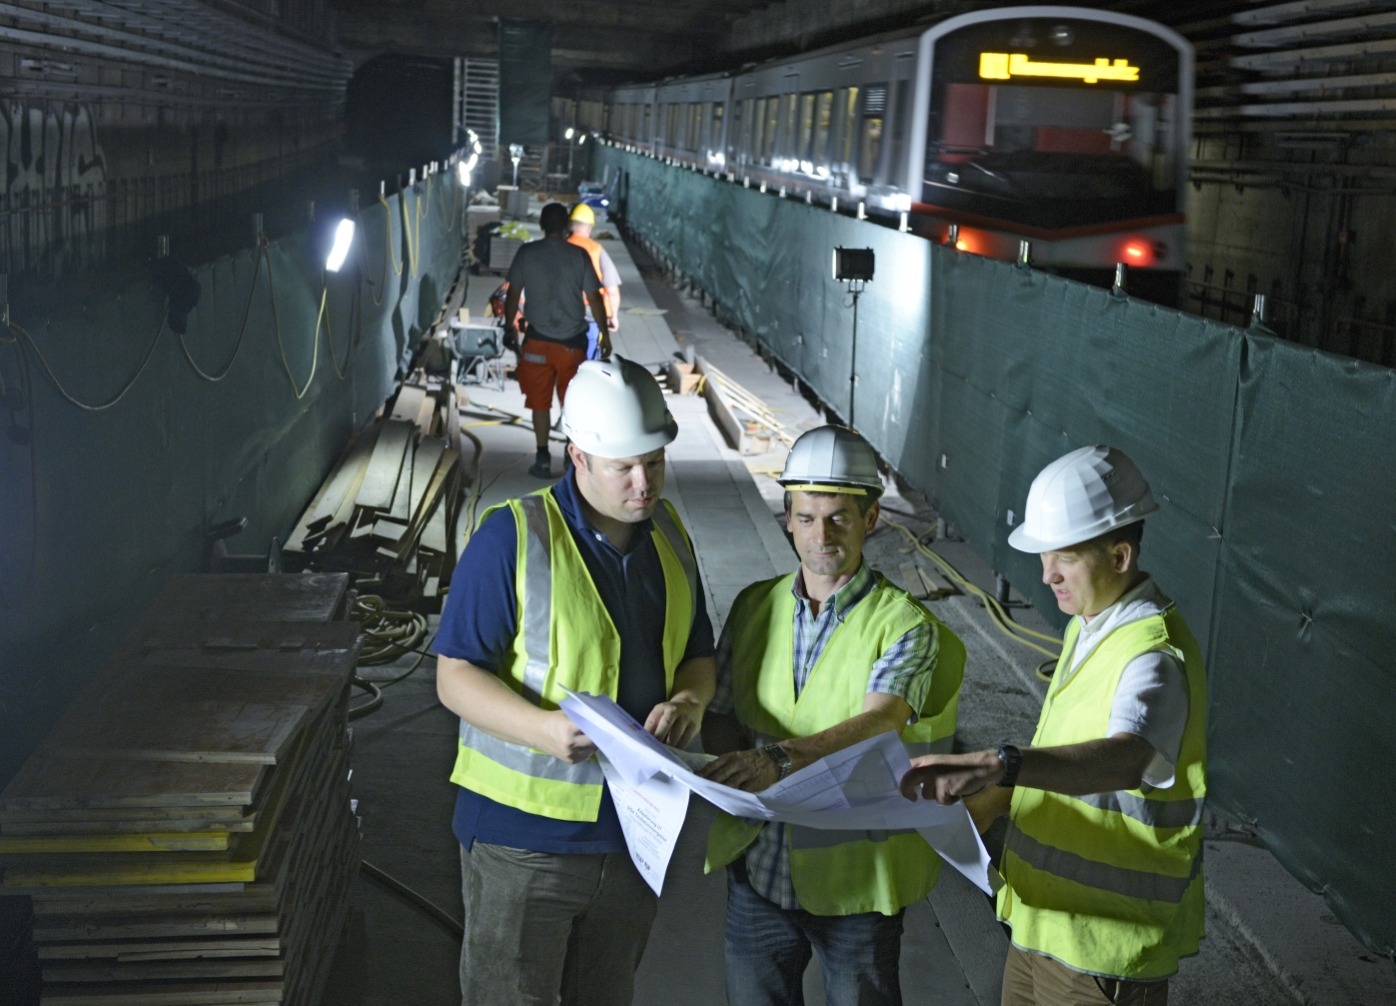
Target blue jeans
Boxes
[725,863,905,1006]
[586,321,602,359]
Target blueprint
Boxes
[561,689,996,897]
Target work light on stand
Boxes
[833,247,874,429]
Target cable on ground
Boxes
[360,860,464,939]
[881,517,1062,661]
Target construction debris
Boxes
[0,574,361,1006]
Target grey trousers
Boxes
[458,842,658,1006]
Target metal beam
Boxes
[1197,71,1396,98]
[1196,96,1396,117]
[1227,35,1396,70]
[1229,10,1396,48]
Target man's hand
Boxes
[644,695,704,749]
[698,747,781,793]
[901,750,1004,804]
[607,315,619,332]
[541,711,598,764]
[597,329,613,359]
[963,786,1013,834]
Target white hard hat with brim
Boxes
[1008,445,1159,553]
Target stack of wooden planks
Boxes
[0,574,362,1006]
[283,374,467,610]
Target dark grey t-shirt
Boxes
[505,236,602,347]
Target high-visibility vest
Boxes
[705,571,965,916]
[568,234,613,317]
[998,602,1208,980]
[449,490,698,822]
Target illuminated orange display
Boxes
[979,53,1140,85]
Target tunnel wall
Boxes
[0,176,464,785]
[594,144,1396,964]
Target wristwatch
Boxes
[996,744,1023,788]
[762,743,793,781]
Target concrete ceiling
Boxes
[330,0,783,78]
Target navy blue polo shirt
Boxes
[436,470,715,854]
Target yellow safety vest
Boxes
[998,603,1208,980]
[705,570,965,916]
[449,490,698,822]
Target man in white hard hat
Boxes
[698,425,965,1006]
[435,356,716,1006]
[901,445,1206,1006]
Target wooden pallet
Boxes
[2,575,363,1006]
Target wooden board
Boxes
[130,575,350,628]
[385,437,415,523]
[394,449,459,561]
[39,702,310,767]
[353,420,412,511]
[407,438,446,524]
[284,431,371,554]
[31,913,278,944]
[40,978,283,1004]
[132,620,359,656]
[42,957,284,983]
[39,937,281,961]
[0,833,233,855]
[0,761,268,812]
[387,386,425,423]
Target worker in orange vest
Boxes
[568,203,621,360]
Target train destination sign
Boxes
[978,53,1140,85]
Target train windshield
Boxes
[925,19,1182,229]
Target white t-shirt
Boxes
[1059,577,1190,789]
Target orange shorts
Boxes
[516,338,587,411]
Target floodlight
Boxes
[458,161,471,187]
[832,247,875,282]
[578,133,587,145]
[325,218,355,272]
[565,127,575,140]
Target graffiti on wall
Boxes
[0,102,107,269]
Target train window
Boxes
[780,92,798,163]
[837,86,859,171]
[762,97,780,165]
[813,91,834,169]
[797,93,815,167]
[858,85,887,181]
[666,104,679,147]
[753,98,768,163]
[739,99,754,162]
[888,80,910,185]
[711,103,725,155]
[642,104,650,141]
[689,103,703,151]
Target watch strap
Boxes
[762,743,793,780]
[997,743,1023,788]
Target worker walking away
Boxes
[568,203,621,360]
[436,357,716,1006]
[699,425,965,1006]
[901,445,1205,1006]
[503,201,611,479]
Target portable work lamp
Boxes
[832,247,874,428]
[325,218,355,273]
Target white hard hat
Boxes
[561,356,678,459]
[1008,445,1158,553]
[778,425,882,495]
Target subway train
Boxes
[600,7,1192,292]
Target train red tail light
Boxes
[1122,239,1153,266]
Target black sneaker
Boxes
[528,451,552,479]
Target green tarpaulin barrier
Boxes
[0,179,463,785]
[596,144,1395,965]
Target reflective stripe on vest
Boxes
[998,604,1208,980]
[705,571,965,916]
[451,491,696,822]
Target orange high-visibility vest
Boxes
[568,234,613,318]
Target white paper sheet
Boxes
[598,754,690,896]
[560,690,998,894]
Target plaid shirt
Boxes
[709,562,938,910]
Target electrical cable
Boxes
[264,248,321,400]
[881,517,1062,660]
[9,306,168,411]
[360,860,464,939]
[176,244,263,382]
[379,194,404,279]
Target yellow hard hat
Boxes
[570,203,596,226]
